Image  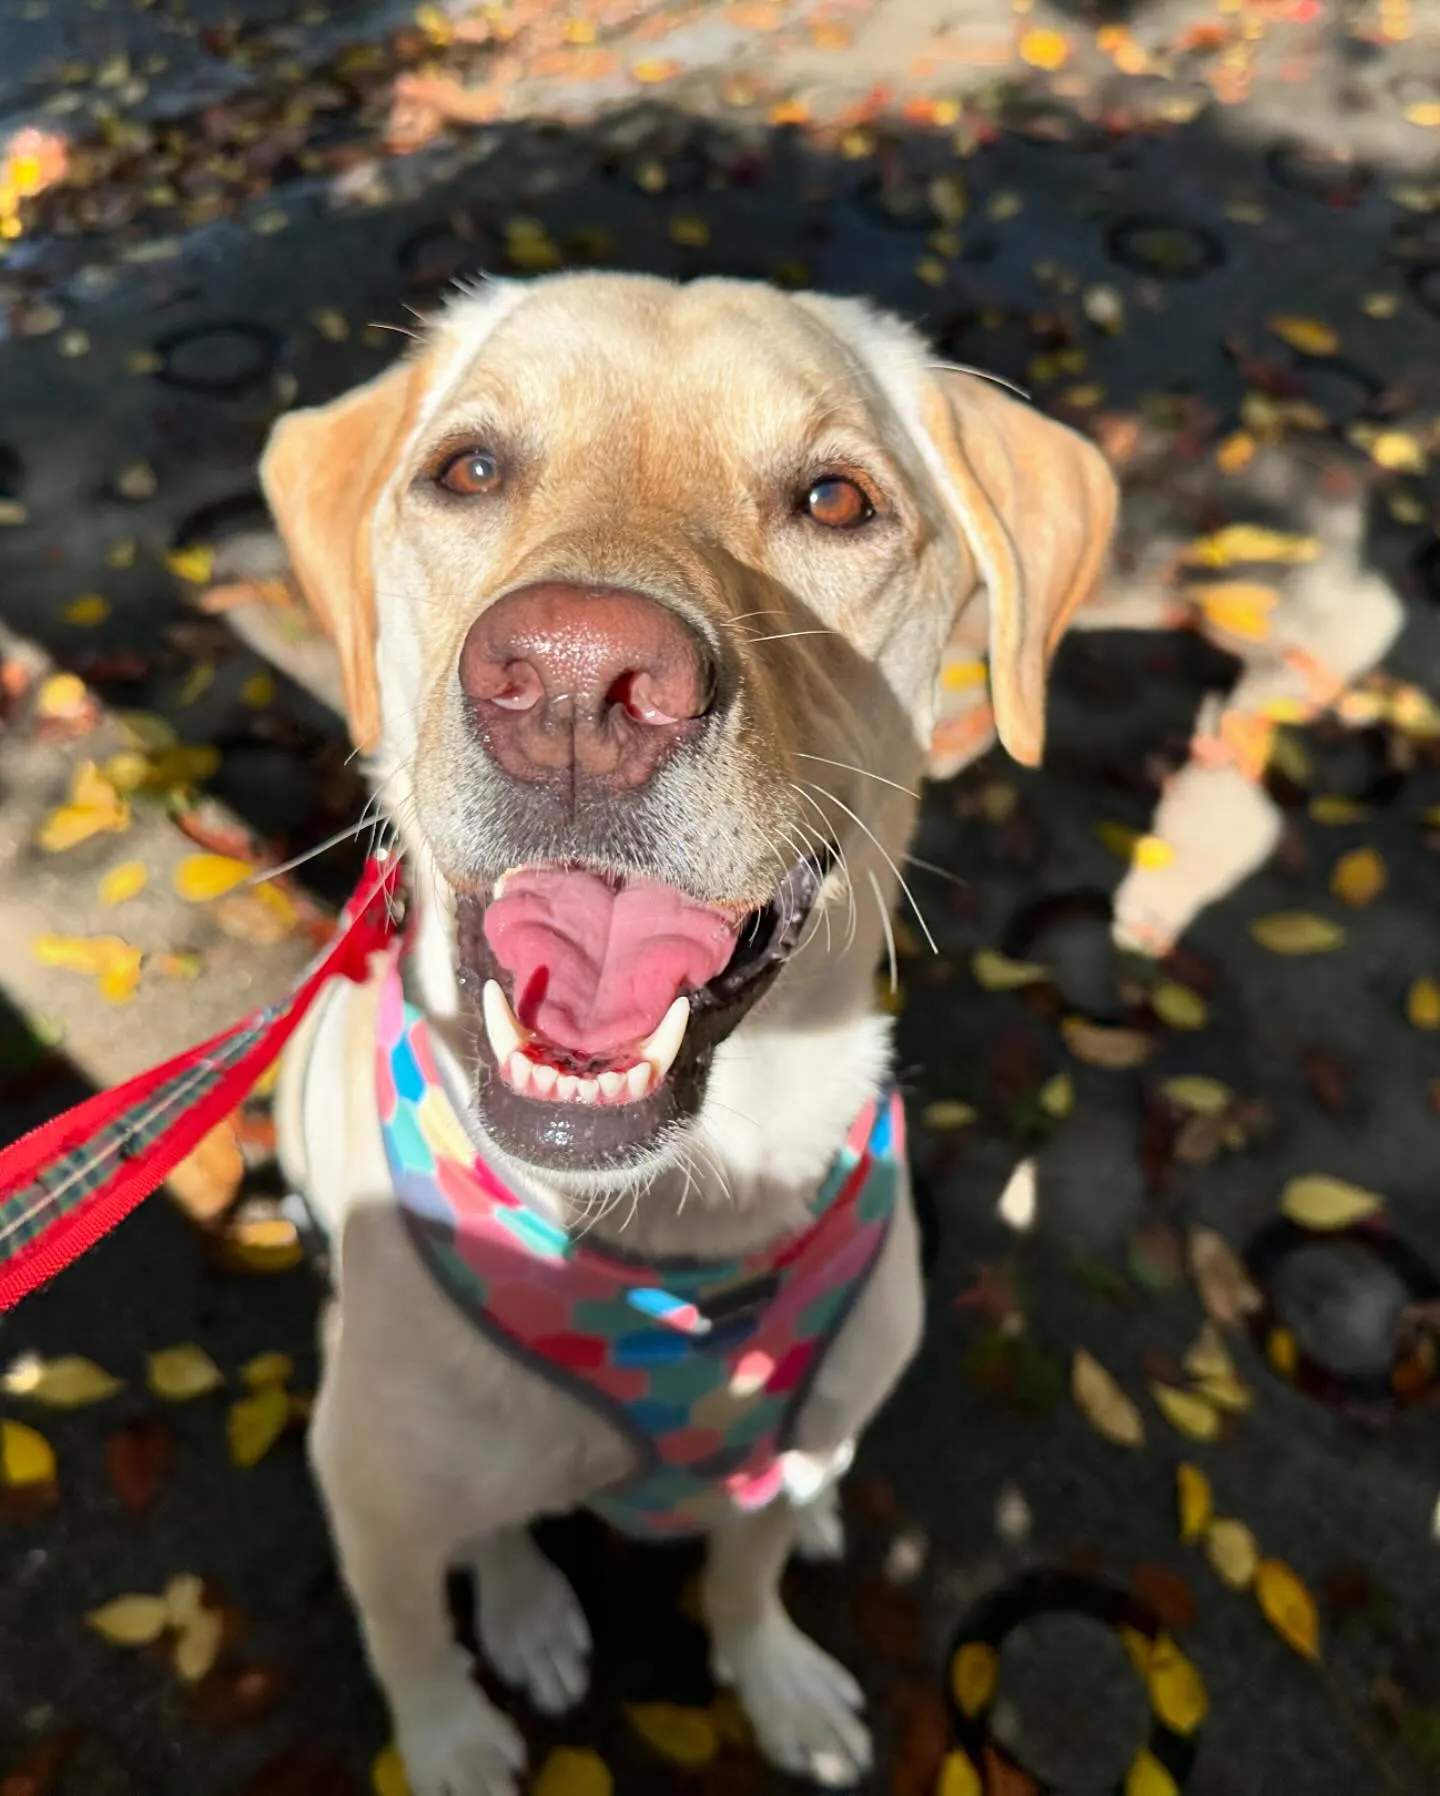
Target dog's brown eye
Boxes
[437,449,503,496]
[804,476,873,530]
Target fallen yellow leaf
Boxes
[1097,822,1172,869]
[1182,1323,1236,1387]
[1267,315,1339,357]
[241,670,276,709]
[1205,1517,1260,1589]
[63,592,110,627]
[35,672,90,719]
[936,1750,983,1796]
[1151,982,1208,1031]
[1194,581,1280,642]
[38,760,130,850]
[625,1703,719,1768]
[1146,1635,1208,1735]
[1062,1017,1154,1070]
[1176,1463,1213,1545]
[1163,1076,1233,1116]
[1308,794,1367,825]
[1330,846,1386,908]
[173,1603,224,1683]
[164,1573,205,1629]
[1248,912,1346,955]
[98,860,148,906]
[146,1344,224,1402]
[372,1744,413,1796]
[1038,1071,1074,1118]
[1126,1748,1180,1796]
[971,948,1048,991]
[1215,430,1256,474]
[923,1100,978,1130]
[1150,1382,1222,1442]
[1073,1349,1146,1447]
[86,1594,170,1646]
[1183,525,1319,569]
[1407,978,1440,1030]
[174,853,253,902]
[1367,429,1427,474]
[220,1213,306,1274]
[1,1353,123,1407]
[1,1418,57,1487]
[1193,1368,1253,1414]
[240,1352,294,1390]
[1405,100,1440,127]
[96,942,143,1004]
[1189,1227,1263,1328]
[165,543,215,584]
[1267,1327,1299,1377]
[227,1384,290,1468]
[1018,25,1069,69]
[166,1117,244,1224]
[1279,1174,1384,1231]
[1255,1558,1321,1660]
[1118,1624,1153,1676]
[530,1747,612,1796]
[950,1641,998,1717]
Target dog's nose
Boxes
[459,583,714,789]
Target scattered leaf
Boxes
[1,1419,57,1487]
[1163,1076,1234,1116]
[186,1662,288,1732]
[1072,1349,1146,1447]
[2,1354,123,1407]
[971,949,1048,991]
[1037,1071,1073,1119]
[38,761,129,851]
[98,860,148,906]
[174,853,254,902]
[174,1603,225,1684]
[1150,1382,1222,1441]
[1205,1518,1260,1589]
[86,1594,170,1646]
[1132,1565,1197,1632]
[922,1100,978,1130]
[1267,315,1340,357]
[147,1344,224,1402]
[1330,847,1387,909]
[1249,912,1346,954]
[1177,1463,1213,1545]
[1407,978,1440,1030]
[1267,1326,1299,1377]
[1194,581,1280,642]
[0,1730,83,1796]
[527,1747,614,1796]
[1255,1559,1321,1660]
[105,1418,173,1515]
[950,1641,998,1717]
[1126,1748,1180,1796]
[241,1352,294,1390]
[227,1385,290,1468]
[1151,982,1208,1031]
[1309,794,1367,825]
[213,882,298,945]
[1279,1174,1383,1231]
[1146,1635,1208,1735]
[166,1118,244,1223]
[1018,26,1069,68]
[936,1750,983,1796]
[625,1703,719,1769]
[1062,1017,1154,1070]
[1184,525,1318,569]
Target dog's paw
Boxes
[713,1611,871,1788]
[474,1535,591,1717]
[393,1661,526,1796]
[792,1485,846,1563]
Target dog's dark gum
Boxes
[453,850,831,1174]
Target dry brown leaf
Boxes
[106,1418,173,1515]
[1255,1558,1321,1660]
[213,883,297,945]
[1072,1349,1146,1447]
[1189,1227,1263,1328]
[1279,1174,1383,1231]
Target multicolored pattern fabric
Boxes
[0,856,403,1314]
[376,955,902,1539]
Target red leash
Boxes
[0,856,403,1313]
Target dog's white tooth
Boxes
[507,1050,532,1094]
[482,978,526,1066]
[576,1076,600,1105]
[531,1061,558,1098]
[637,996,690,1081]
[626,1061,653,1101]
[557,1073,580,1102]
[598,1070,625,1102]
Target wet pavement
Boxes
[3,3,1440,1793]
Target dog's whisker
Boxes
[745,629,839,646]
[795,780,939,956]
[797,752,920,801]
[903,851,969,889]
[867,867,899,998]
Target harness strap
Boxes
[0,856,402,1313]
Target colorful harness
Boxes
[376,954,902,1539]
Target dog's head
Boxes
[262,274,1115,1189]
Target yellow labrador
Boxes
[262,272,1116,1795]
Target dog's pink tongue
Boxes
[483,868,739,1057]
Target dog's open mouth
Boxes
[454,850,832,1172]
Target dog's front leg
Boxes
[703,1499,872,1788]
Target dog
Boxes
[260,269,1119,1795]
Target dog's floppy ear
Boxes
[919,370,1117,772]
[260,355,430,753]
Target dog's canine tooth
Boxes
[507,1050,533,1094]
[638,996,690,1081]
[482,978,527,1066]
[598,1070,625,1102]
[626,1061,653,1101]
[531,1061,558,1098]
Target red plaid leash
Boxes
[0,856,403,1313]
